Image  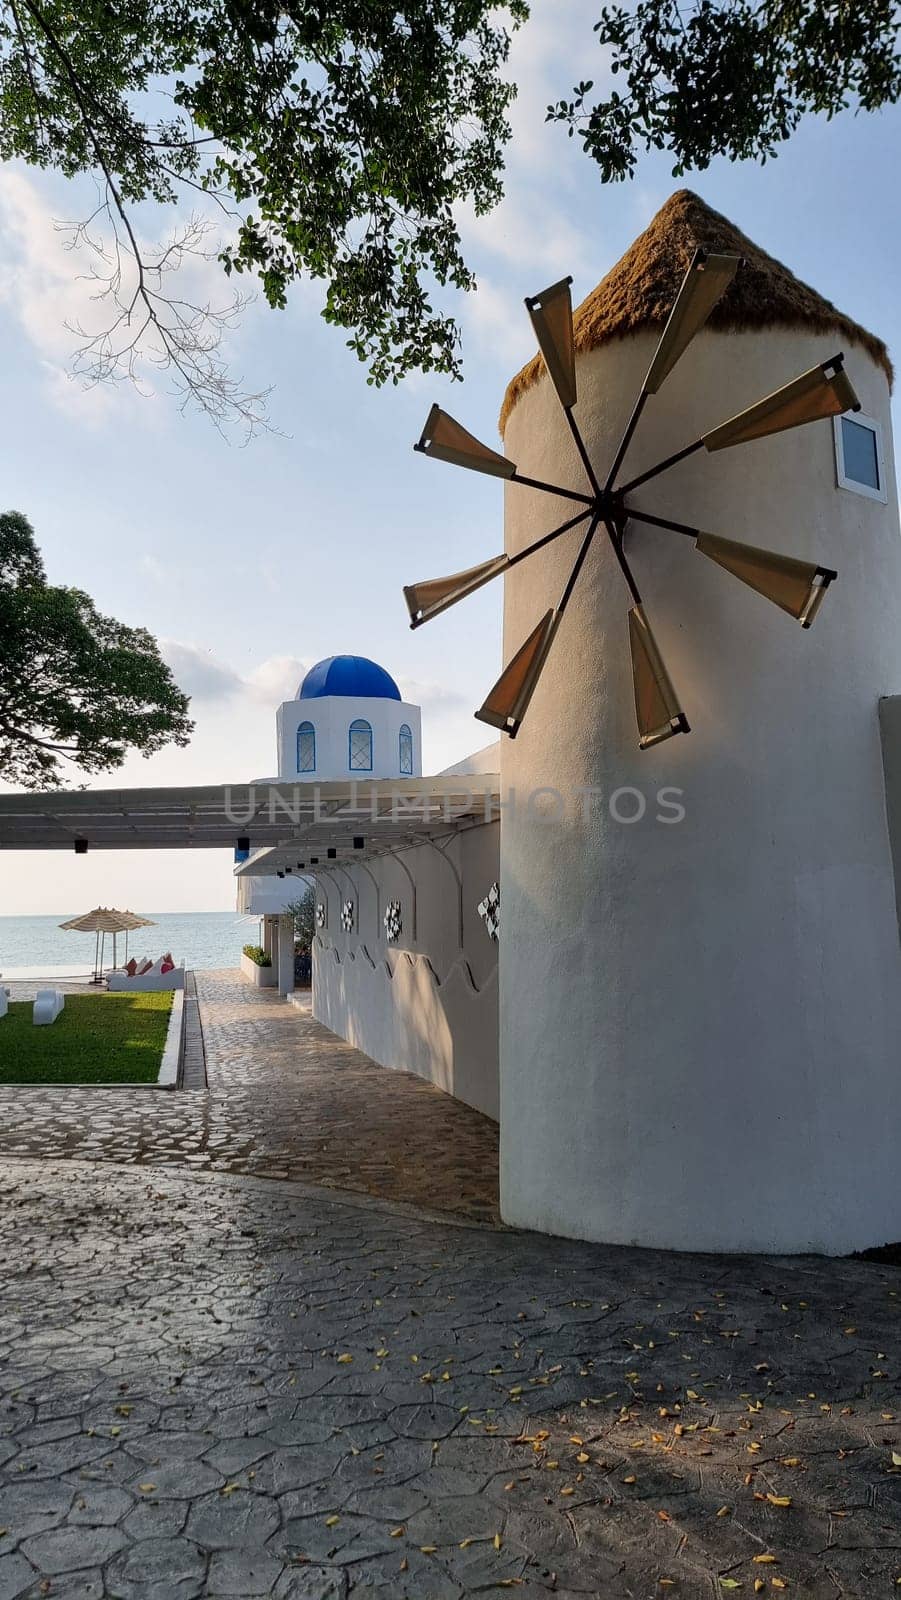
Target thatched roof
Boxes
[499,189,892,434]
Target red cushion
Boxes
[163,952,173,963]
[125,958,138,977]
[137,959,153,975]
[160,959,174,975]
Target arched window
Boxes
[399,723,413,775]
[297,720,316,773]
[349,718,373,772]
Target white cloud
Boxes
[461,272,536,369]
[457,189,591,283]
[503,0,604,176]
[160,640,244,702]
[161,641,311,707]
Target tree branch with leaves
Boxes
[0,0,526,432]
[549,0,901,182]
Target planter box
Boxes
[240,951,278,988]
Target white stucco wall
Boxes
[311,821,499,1119]
[276,696,422,781]
[499,326,901,1254]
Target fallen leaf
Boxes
[753,1555,777,1564]
[336,1354,354,1364]
[766,1495,792,1508]
[138,1484,156,1494]
[390,1527,404,1538]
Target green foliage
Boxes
[0,510,193,788]
[549,1,901,181]
[0,0,527,407]
[242,944,272,966]
[286,886,315,954]
[0,992,172,1084]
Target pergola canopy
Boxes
[0,778,500,865]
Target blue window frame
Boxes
[399,723,413,776]
[349,718,373,771]
[297,720,316,773]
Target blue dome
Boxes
[298,655,401,701]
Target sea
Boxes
[0,911,259,981]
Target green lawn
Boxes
[0,992,173,1084]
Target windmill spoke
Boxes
[558,513,602,612]
[510,471,595,506]
[604,518,643,608]
[617,438,705,497]
[565,409,603,497]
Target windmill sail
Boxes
[644,251,742,394]
[629,606,690,749]
[696,534,836,627]
[404,555,510,627]
[526,277,577,411]
[417,404,515,478]
[477,611,560,737]
[704,360,860,451]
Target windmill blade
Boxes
[696,534,837,628]
[476,610,560,738]
[525,277,577,411]
[644,251,742,395]
[404,555,510,628]
[416,404,515,479]
[629,606,690,749]
[704,356,860,452]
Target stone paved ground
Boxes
[1,1159,900,1599]
[0,972,499,1222]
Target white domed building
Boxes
[277,655,421,782]
[237,654,423,923]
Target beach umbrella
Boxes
[59,908,155,983]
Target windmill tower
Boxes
[411,191,901,1253]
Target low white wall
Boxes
[311,822,499,1119]
[240,951,278,988]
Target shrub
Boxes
[242,944,271,967]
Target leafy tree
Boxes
[286,886,316,955]
[549,1,901,182]
[0,510,192,787]
[0,1,526,428]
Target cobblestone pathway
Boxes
[0,972,499,1221]
[1,1160,900,1598]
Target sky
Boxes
[2,0,900,914]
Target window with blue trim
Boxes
[297,721,316,773]
[349,718,373,771]
[399,723,413,775]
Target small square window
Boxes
[834,411,887,503]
